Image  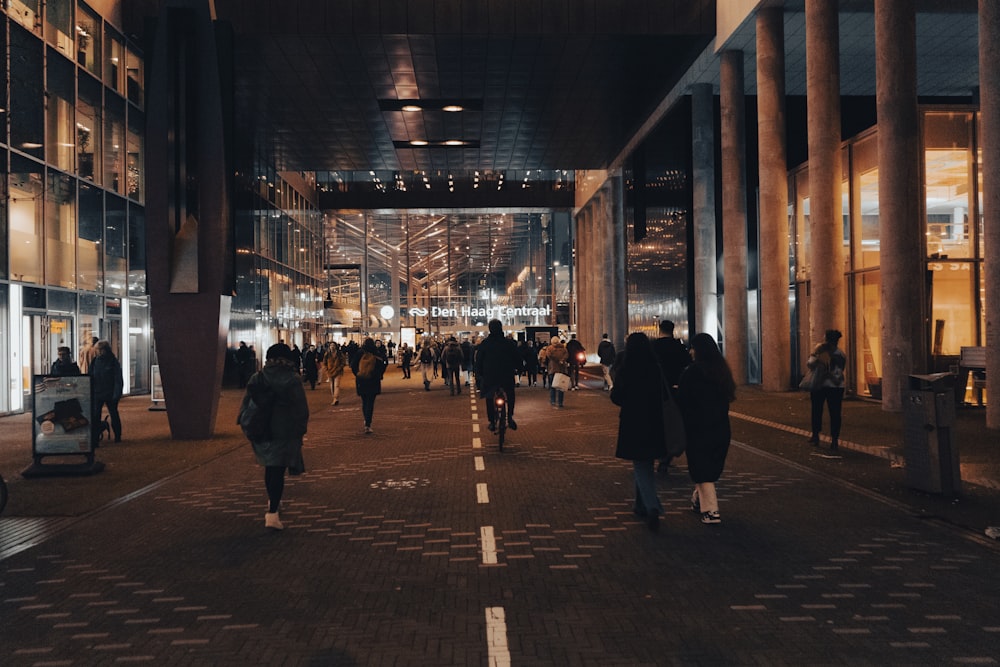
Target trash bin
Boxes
[902,373,960,495]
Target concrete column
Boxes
[611,171,629,348]
[721,49,749,385]
[756,7,792,390]
[692,83,719,341]
[602,184,616,342]
[980,0,1000,429]
[876,0,925,412]
[806,0,845,347]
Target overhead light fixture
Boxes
[442,105,464,112]
[379,98,483,112]
[409,140,429,146]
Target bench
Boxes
[958,346,987,406]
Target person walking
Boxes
[443,337,465,395]
[51,346,81,376]
[89,340,124,443]
[652,320,691,473]
[323,342,346,405]
[521,339,539,387]
[418,341,435,391]
[351,337,388,434]
[806,329,848,450]
[565,334,585,390]
[474,319,522,431]
[677,333,737,525]
[597,333,616,391]
[400,342,413,378]
[242,343,309,531]
[545,337,570,408]
[610,332,667,532]
[302,344,320,390]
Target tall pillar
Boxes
[876,0,925,412]
[146,0,233,439]
[692,83,718,341]
[980,0,1000,429]
[611,171,629,347]
[756,7,792,390]
[806,0,845,346]
[721,50,749,384]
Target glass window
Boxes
[126,108,144,201]
[0,150,8,281]
[44,171,77,288]
[77,76,102,183]
[78,182,103,290]
[44,0,74,56]
[105,195,127,296]
[45,49,76,172]
[924,111,974,259]
[76,3,101,77]
[9,24,45,160]
[9,156,45,284]
[854,271,881,399]
[8,0,42,35]
[128,203,145,297]
[103,27,125,95]
[929,260,976,356]
[104,96,125,195]
[793,169,810,282]
[852,134,879,269]
[126,46,143,108]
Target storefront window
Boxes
[853,134,879,269]
[10,24,45,160]
[45,50,76,172]
[77,77,102,183]
[924,111,974,259]
[854,270,881,399]
[793,169,810,282]
[9,157,44,284]
[44,171,77,288]
[43,0,73,56]
[75,3,101,77]
[78,182,103,290]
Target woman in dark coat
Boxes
[677,333,736,525]
[610,332,667,531]
[90,341,124,443]
[351,337,387,434]
[243,343,309,530]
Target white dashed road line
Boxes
[480,526,498,565]
[485,606,511,666]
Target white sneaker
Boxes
[364,425,373,434]
[264,512,284,530]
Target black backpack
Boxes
[237,380,273,441]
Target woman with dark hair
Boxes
[806,329,847,450]
[351,337,387,434]
[610,332,668,531]
[242,342,309,530]
[677,333,736,525]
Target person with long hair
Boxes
[351,337,388,434]
[677,333,736,525]
[610,332,668,531]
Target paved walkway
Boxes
[1,368,999,665]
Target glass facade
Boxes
[0,2,148,413]
[790,109,986,403]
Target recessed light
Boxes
[442,105,464,112]
[402,105,422,112]
[410,140,429,146]
[443,140,465,146]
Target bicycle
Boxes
[490,386,508,451]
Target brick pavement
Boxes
[2,368,1000,665]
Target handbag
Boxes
[551,372,571,392]
[798,370,815,390]
[660,376,687,457]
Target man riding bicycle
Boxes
[474,319,522,431]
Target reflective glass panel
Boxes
[104,195,127,296]
[77,182,103,290]
[45,49,76,171]
[924,111,973,259]
[126,109,143,201]
[854,271,881,398]
[128,203,145,297]
[75,3,101,76]
[853,134,879,269]
[103,97,125,195]
[44,171,77,288]
[9,157,44,284]
[126,47,143,108]
[104,28,124,94]
[44,0,73,56]
[9,24,45,160]
[8,0,41,34]
[77,77,102,183]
